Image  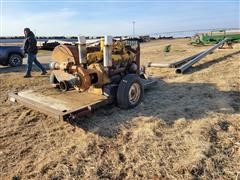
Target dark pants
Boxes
[26,53,46,75]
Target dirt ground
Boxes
[0,38,240,179]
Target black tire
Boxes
[117,74,144,109]
[8,54,23,67]
[59,81,69,92]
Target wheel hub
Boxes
[129,82,141,105]
[10,56,21,66]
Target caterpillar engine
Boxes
[49,36,140,92]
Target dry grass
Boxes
[0,38,240,179]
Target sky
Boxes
[0,0,239,36]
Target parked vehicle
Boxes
[0,46,25,66]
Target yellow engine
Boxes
[50,37,140,92]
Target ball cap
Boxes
[24,28,30,32]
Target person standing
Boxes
[23,28,47,78]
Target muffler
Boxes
[78,36,87,64]
[103,35,113,68]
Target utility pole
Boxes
[132,21,135,37]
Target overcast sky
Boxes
[0,0,239,36]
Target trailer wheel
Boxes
[117,74,144,109]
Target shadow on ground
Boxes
[0,63,50,74]
[68,79,239,137]
[185,50,240,74]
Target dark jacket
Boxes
[23,31,38,54]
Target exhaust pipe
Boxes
[78,36,87,64]
[103,35,113,68]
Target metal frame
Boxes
[9,92,109,121]
[8,38,157,121]
[8,75,156,121]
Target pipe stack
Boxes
[147,39,227,74]
[176,39,227,74]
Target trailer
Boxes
[191,30,240,45]
[9,36,156,121]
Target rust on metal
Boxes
[52,45,79,64]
